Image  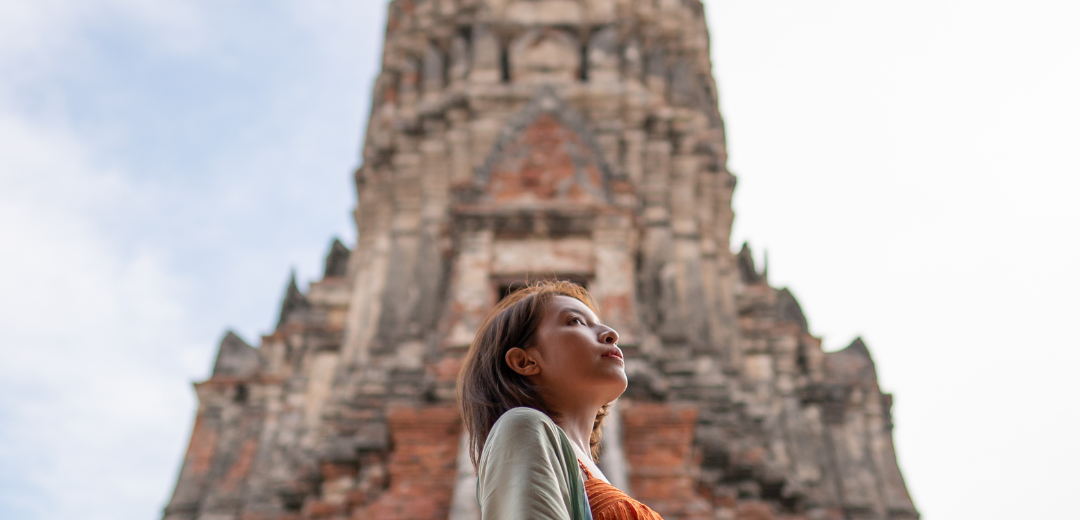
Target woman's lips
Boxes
[601,347,623,360]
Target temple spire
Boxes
[276,269,309,329]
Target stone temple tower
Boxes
[162,1,918,519]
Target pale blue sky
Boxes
[0,1,1077,519]
[0,2,382,518]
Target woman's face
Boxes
[527,294,627,408]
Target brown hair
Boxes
[458,279,613,467]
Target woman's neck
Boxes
[551,403,611,484]
[551,403,599,457]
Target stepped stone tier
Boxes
[162,1,918,519]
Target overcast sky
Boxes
[0,1,1076,519]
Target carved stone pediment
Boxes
[464,87,613,209]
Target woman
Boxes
[458,280,664,520]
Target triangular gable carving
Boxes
[471,87,614,206]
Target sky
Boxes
[0,1,1076,519]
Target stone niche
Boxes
[509,28,581,84]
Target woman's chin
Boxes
[583,369,628,402]
[604,373,628,401]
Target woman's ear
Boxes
[505,347,540,376]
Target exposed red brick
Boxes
[622,402,712,519]
[736,501,774,520]
[350,405,461,520]
[222,437,258,492]
[186,412,218,477]
[303,500,340,519]
[430,356,463,383]
[345,489,369,510]
[488,114,604,204]
[320,461,358,481]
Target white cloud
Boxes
[0,112,200,520]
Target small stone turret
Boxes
[210,332,259,378]
[323,239,351,278]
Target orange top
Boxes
[579,461,664,520]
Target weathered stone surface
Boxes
[163,2,917,519]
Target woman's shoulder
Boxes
[495,406,554,426]
[487,407,561,444]
[481,407,565,473]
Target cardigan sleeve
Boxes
[478,408,574,520]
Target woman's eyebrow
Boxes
[559,307,600,324]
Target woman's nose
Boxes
[599,327,619,344]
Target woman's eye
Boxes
[570,317,584,325]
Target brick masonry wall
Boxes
[622,402,712,520]
[350,406,461,520]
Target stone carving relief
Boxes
[485,114,603,203]
[472,89,612,206]
[508,28,580,83]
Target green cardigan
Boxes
[477,407,593,520]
